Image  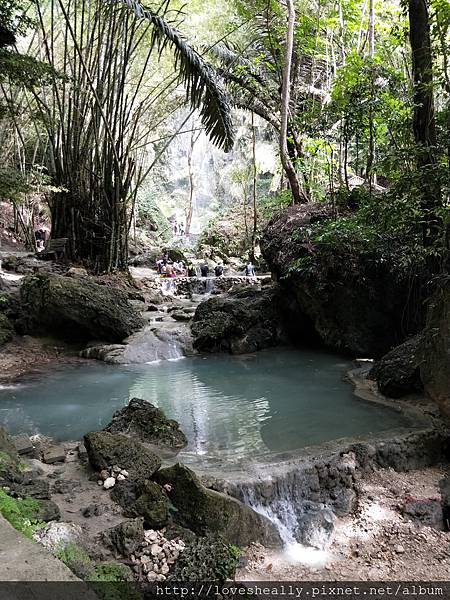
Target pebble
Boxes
[395,545,405,554]
[97,480,103,486]
[100,470,109,481]
[103,477,116,489]
[151,544,162,556]
[120,469,129,477]
[147,572,157,582]
[117,474,126,481]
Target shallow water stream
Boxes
[0,348,415,468]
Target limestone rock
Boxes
[191,286,285,354]
[19,273,144,343]
[132,480,170,529]
[83,431,161,483]
[12,434,34,456]
[33,522,83,552]
[43,445,66,464]
[155,464,282,548]
[103,477,116,490]
[104,398,187,453]
[103,518,144,556]
[261,204,426,357]
[370,334,423,398]
[421,277,450,419]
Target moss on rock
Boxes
[83,431,161,483]
[155,464,282,548]
[19,273,144,343]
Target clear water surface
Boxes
[0,348,416,466]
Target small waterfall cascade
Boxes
[223,455,355,562]
[161,278,178,296]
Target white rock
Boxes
[103,477,116,489]
[147,572,157,582]
[151,544,162,556]
[117,473,126,481]
[33,522,83,552]
[97,480,103,486]
[161,564,170,575]
[157,574,166,582]
[120,469,129,477]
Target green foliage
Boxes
[92,562,133,582]
[55,542,95,580]
[215,543,241,581]
[0,50,56,88]
[0,488,44,538]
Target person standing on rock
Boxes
[200,264,209,277]
[245,261,255,278]
[214,262,224,277]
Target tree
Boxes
[280,0,304,204]
[408,0,442,249]
[34,0,234,272]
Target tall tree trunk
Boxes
[185,127,200,236]
[251,112,258,260]
[366,0,376,190]
[280,0,306,205]
[408,0,442,250]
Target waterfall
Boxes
[220,453,356,562]
[161,279,178,296]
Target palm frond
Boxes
[114,0,235,152]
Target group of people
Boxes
[156,253,257,279]
[172,222,185,237]
[156,253,188,277]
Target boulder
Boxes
[421,277,450,419]
[439,477,450,531]
[132,480,170,529]
[102,518,144,556]
[191,286,285,354]
[369,335,423,398]
[33,522,83,552]
[83,432,161,483]
[104,398,187,453]
[19,273,144,343]
[261,205,426,357]
[110,479,170,529]
[154,464,282,548]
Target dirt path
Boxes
[238,466,450,581]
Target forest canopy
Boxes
[0,0,449,272]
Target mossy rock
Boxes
[154,464,282,548]
[191,287,284,354]
[110,480,169,529]
[370,334,423,398]
[19,273,144,343]
[105,398,187,453]
[84,432,161,483]
[133,480,170,529]
[103,518,144,556]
